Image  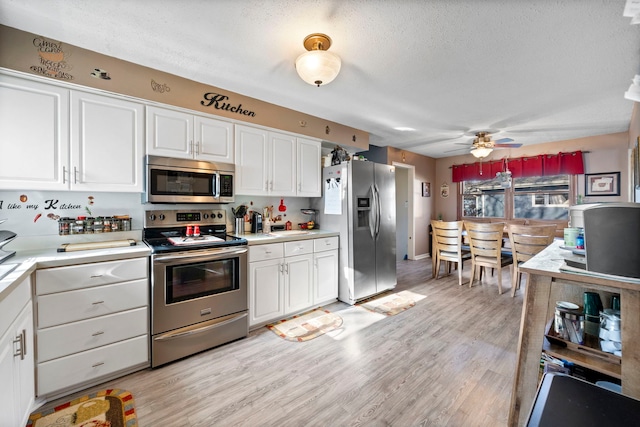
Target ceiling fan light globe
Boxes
[471,147,492,158]
[295,50,341,86]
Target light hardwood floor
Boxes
[36,260,524,426]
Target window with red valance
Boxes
[451,151,584,182]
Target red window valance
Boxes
[451,151,584,182]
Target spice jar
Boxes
[75,216,86,234]
[85,217,95,234]
[58,217,72,235]
[111,218,121,232]
[93,217,104,233]
[103,217,112,232]
[122,217,131,231]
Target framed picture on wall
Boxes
[422,182,431,197]
[585,172,620,196]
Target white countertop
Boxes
[0,242,151,302]
[239,229,339,245]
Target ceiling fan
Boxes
[464,131,522,158]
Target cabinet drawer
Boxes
[37,307,148,362]
[36,257,148,295]
[37,335,148,396]
[37,279,148,328]
[284,240,313,257]
[249,243,284,262]
[314,236,339,253]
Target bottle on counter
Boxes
[576,229,585,249]
[263,218,271,234]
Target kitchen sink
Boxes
[268,230,310,237]
[0,263,18,281]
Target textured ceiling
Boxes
[1,0,639,158]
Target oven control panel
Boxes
[144,209,226,228]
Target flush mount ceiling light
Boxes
[295,33,341,87]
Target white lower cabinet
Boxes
[0,276,34,427]
[249,236,338,328]
[34,257,149,397]
[249,258,284,326]
[314,249,339,305]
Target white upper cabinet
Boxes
[195,115,234,163]
[0,73,144,192]
[235,124,320,197]
[71,91,144,192]
[269,131,297,196]
[146,105,234,164]
[0,73,70,191]
[235,124,269,195]
[297,137,322,197]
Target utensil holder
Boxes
[235,218,245,235]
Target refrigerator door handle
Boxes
[374,184,381,239]
[369,184,377,239]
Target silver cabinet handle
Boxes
[195,141,200,156]
[73,166,79,184]
[92,331,104,336]
[90,274,103,278]
[92,300,104,305]
[92,362,104,368]
[13,334,23,359]
[63,166,67,184]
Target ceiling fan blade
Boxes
[443,146,471,153]
[494,143,523,148]
[494,137,514,144]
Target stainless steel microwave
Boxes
[143,155,234,204]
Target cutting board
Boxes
[57,239,137,252]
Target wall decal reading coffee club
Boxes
[201,92,256,117]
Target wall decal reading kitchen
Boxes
[201,93,256,117]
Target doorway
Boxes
[393,162,415,261]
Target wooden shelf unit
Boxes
[508,241,640,426]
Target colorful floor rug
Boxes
[27,389,137,427]
[267,308,343,341]
[358,290,425,316]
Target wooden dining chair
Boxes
[430,220,471,286]
[507,224,556,297]
[464,221,513,294]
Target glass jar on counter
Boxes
[93,217,104,233]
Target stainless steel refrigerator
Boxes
[314,160,396,305]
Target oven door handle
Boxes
[153,312,248,342]
[153,246,248,263]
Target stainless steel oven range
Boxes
[143,209,247,367]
